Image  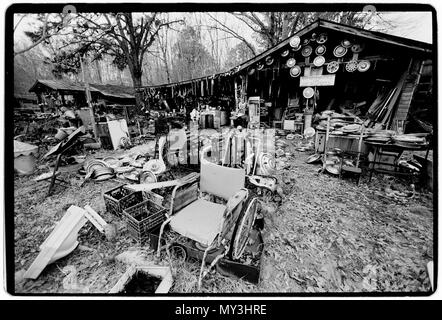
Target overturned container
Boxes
[14,140,38,175]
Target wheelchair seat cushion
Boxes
[169,199,226,246]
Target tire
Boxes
[230,195,259,260]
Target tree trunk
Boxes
[94,59,103,83]
[129,62,144,112]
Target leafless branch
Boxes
[14,14,51,56]
[206,13,256,55]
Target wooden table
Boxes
[315,131,369,154]
[365,141,430,182]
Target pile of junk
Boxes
[22,127,283,291]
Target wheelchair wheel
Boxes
[170,244,187,262]
[231,196,259,260]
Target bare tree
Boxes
[206,12,257,55]
[51,12,183,109]
[229,11,377,49]
[157,25,172,83]
[14,13,66,56]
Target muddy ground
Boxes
[13,143,433,294]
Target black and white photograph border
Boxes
[2,0,438,297]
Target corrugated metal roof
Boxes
[29,79,98,92]
[234,19,433,74]
[137,18,433,90]
[89,83,135,99]
[29,79,135,100]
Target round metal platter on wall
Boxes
[333,45,347,58]
[327,61,339,73]
[281,49,290,57]
[286,58,296,68]
[290,65,301,77]
[345,60,358,72]
[301,45,313,57]
[357,60,371,72]
[315,45,326,55]
[265,56,274,65]
[303,87,315,99]
[313,55,326,67]
[289,36,301,48]
[317,33,328,44]
[351,43,364,53]
[341,39,352,48]
[310,33,318,42]
[257,63,264,70]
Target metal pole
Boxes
[80,56,98,139]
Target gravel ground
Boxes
[13,142,434,294]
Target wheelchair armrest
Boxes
[168,173,200,217]
[225,188,249,217]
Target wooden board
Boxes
[300,74,336,87]
[25,206,87,279]
[107,119,130,150]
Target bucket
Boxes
[55,129,68,140]
[14,140,38,175]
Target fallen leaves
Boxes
[13,145,434,294]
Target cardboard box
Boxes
[283,120,295,130]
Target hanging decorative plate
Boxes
[341,39,352,48]
[289,36,301,48]
[313,55,326,67]
[303,87,315,99]
[248,68,255,75]
[345,60,358,72]
[281,49,290,57]
[317,33,328,44]
[310,33,318,42]
[357,60,371,72]
[351,43,364,53]
[286,58,297,68]
[290,65,301,77]
[301,45,313,57]
[292,44,302,51]
[315,45,326,55]
[327,61,340,73]
[257,63,264,70]
[265,56,274,65]
[303,38,310,45]
[333,45,348,57]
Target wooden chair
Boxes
[156,152,258,290]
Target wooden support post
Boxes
[80,56,98,139]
